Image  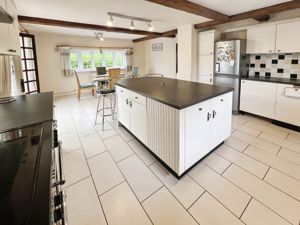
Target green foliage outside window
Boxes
[70,52,78,69]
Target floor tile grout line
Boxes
[239,197,252,219]
[77,134,109,225]
[113,153,157,225]
[187,173,247,223]
[222,164,300,222]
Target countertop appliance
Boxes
[214,40,248,114]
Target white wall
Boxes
[33,32,135,95]
[143,37,177,78]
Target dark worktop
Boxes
[116,77,233,109]
[240,76,300,86]
[0,92,53,132]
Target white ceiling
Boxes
[15,0,292,39]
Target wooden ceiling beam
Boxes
[132,29,178,42]
[146,0,229,21]
[194,0,300,29]
[18,15,162,36]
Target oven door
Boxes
[51,140,68,225]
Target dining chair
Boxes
[108,68,122,89]
[74,70,96,100]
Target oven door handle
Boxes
[52,141,65,187]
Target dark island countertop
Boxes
[240,76,300,86]
[116,77,233,109]
[0,92,53,132]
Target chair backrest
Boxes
[108,68,121,89]
[96,66,106,75]
[74,70,81,88]
[132,66,139,76]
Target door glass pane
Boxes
[27,71,36,81]
[82,52,92,69]
[25,49,34,58]
[70,52,78,69]
[23,37,33,48]
[29,82,37,91]
[105,52,113,68]
[26,60,35,70]
[94,52,102,67]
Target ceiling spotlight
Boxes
[148,23,154,31]
[95,32,104,41]
[129,21,135,30]
[107,15,113,27]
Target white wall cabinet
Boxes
[116,86,147,145]
[198,30,217,85]
[246,24,276,54]
[240,79,277,118]
[275,21,300,54]
[0,0,20,55]
[185,92,232,169]
[275,84,300,127]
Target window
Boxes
[70,49,126,71]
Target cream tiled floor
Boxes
[55,94,300,225]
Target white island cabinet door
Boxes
[129,100,147,145]
[117,93,130,129]
[185,100,211,169]
[210,92,232,149]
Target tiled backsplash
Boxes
[248,53,300,80]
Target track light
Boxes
[129,21,135,30]
[148,23,154,31]
[107,15,113,27]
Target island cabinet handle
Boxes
[207,112,211,121]
[213,110,217,118]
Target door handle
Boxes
[213,110,217,118]
[207,112,211,121]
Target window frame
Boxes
[70,49,126,72]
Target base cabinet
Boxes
[240,79,277,118]
[275,84,300,127]
[185,92,232,169]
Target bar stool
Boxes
[95,88,116,131]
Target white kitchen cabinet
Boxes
[0,0,10,54]
[6,0,20,56]
[276,20,300,53]
[185,100,211,168]
[240,79,277,118]
[185,92,232,169]
[275,84,300,126]
[198,31,215,55]
[246,24,276,54]
[210,93,232,149]
[117,93,130,128]
[116,86,147,145]
[130,100,147,145]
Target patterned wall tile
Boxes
[248,53,300,80]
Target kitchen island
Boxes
[116,77,233,177]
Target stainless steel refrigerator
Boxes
[214,40,248,114]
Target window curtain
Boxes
[60,46,73,76]
[0,56,12,96]
[124,48,133,72]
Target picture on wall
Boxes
[152,43,163,51]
